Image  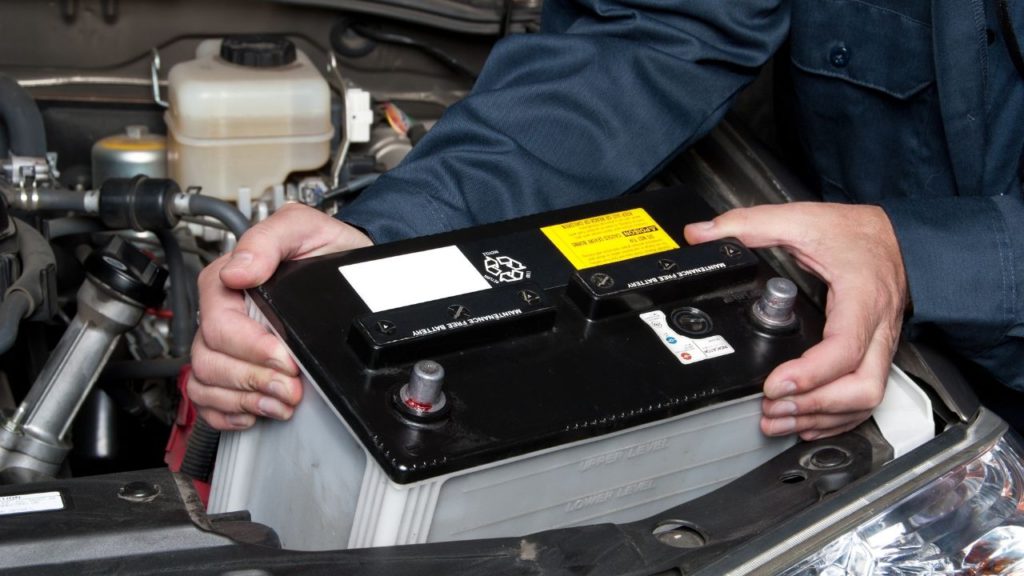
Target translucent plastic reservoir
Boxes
[165,39,332,201]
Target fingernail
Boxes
[768,417,796,435]
[802,431,821,441]
[267,379,290,402]
[767,400,798,417]
[768,380,797,398]
[692,221,714,230]
[227,413,255,428]
[258,396,290,420]
[224,251,253,271]
[267,356,289,373]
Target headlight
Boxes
[779,435,1024,575]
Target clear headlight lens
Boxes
[779,435,1024,575]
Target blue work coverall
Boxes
[341,0,1024,393]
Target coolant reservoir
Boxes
[166,36,332,201]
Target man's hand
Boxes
[188,204,373,430]
[684,203,908,440]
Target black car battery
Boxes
[209,186,824,550]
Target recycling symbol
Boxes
[483,254,527,283]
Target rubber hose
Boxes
[0,219,56,354]
[32,189,88,212]
[180,418,221,483]
[187,195,250,238]
[0,118,9,158]
[330,17,377,58]
[155,229,193,358]
[100,357,189,381]
[0,291,31,355]
[43,217,103,239]
[0,75,47,157]
[0,218,56,348]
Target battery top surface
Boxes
[251,187,823,483]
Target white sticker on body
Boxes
[0,491,64,516]
[339,246,492,312]
[639,310,735,365]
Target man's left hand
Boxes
[684,202,908,440]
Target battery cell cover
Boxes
[209,187,826,549]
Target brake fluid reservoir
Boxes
[165,36,332,201]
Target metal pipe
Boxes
[16,76,160,89]
[0,237,165,481]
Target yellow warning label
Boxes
[541,208,679,270]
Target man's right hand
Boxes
[188,203,373,430]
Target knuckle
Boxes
[862,382,885,409]
[239,364,268,394]
[188,348,216,384]
[255,332,282,363]
[186,375,209,405]
[800,395,823,415]
[798,414,822,431]
[199,316,224,348]
[238,391,263,416]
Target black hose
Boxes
[31,189,88,212]
[155,229,193,358]
[0,219,56,355]
[100,357,189,381]
[0,291,31,355]
[0,118,9,158]
[330,17,377,58]
[180,418,220,483]
[187,195,250,238]
[0,75,47,158]
[42,217,103,239]
[331,19,478,80]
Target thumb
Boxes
[219,203,373,290]
[218,204,314,289]
[219,247,274,289]
[683,204,805,249]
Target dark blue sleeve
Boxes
[881,193,1024,391]
[339,0,789,243]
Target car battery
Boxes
[209,187,827,551]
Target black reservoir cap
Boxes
[220,35,297,68]
[85,236,168,308]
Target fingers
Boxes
[187,372,296,420]
[684,203,810,249]
[197,255,298,376]
[684,203,908,441]
[220,204,373,290]
[762,284,875,400]
[190,333,302,406]
[760,295,898,439]
[188,329,303,431]
[198,409,256,431]
[189,205,373,432]
[761,410,873,439]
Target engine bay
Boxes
[0,0,517,481]
[0,1,965,572]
